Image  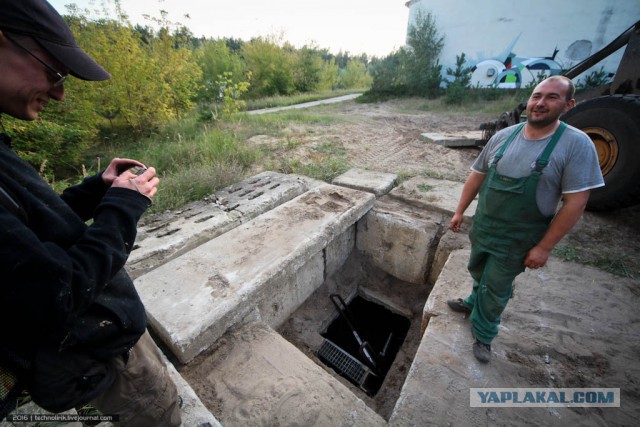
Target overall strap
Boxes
[493,122,525,165]
[534,122,567,172]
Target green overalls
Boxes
[464,122,567,344]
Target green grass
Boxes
[82,98,347,213]
[417,183,434,192]
[395,171,415,185]
[270,156,350,183]
[552,245,636,279]
[227,110,338,141]
[263,137,350,183]
[371,91,529,117]
[87,113,262,213]
[419,169,464,183]
[593,256,635,279]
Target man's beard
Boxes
[527,109,560,128]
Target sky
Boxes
[48,0,410,57]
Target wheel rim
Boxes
[583,127,618,176]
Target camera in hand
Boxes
[128,166,147,176]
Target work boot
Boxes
[473,340,492,363]
[447,298,471,314]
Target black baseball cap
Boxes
[0,0,110,81]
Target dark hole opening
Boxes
[318,295,410,396]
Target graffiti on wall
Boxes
[470,34,565,88]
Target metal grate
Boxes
[318,339,367,385]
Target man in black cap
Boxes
[0,1,181,425]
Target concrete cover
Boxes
[420,131,484,147]
[357,197,445,285]
[428,229,471,287]
[390,249,640,426]
[127,171,312,278]
[135,184,375,363]
[332,168,398,197]
[160,351,222,427]
[183,321,386,427]
[385,176,476,285]
[389,176,477,222]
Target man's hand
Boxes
[524,245,551,269]
[112,166,160,201]
[449,171,486,233]
[524,191,590,270]
[450,213,464,232]
[102,158,146,186]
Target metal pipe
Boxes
[329,294,380,371]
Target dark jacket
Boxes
[0,136,148,365]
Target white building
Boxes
[405,0,640,87]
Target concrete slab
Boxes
[332,168,397,197]
[420,131,483,147]
[390,250,640,426]
[182,321,386,426]
[325,224,356,277]
[389,176,476,223]
[357,197,446,285]
[428,229,471,286]
[159,352,222,427]
[126,171,312,278]
[135,184,375,363]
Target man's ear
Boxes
[565,98,576,111]
[0,30,9,47]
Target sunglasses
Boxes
[6,34,67,87]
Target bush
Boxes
[4,116,94,179]
[403,11,444,97]
[365,11,444,99]
[197,71,251,122]
[196,39,247,103]
[337,61,372,89]
[242,37,296,98]
[365,51,407,98]
[444,53,473,105]
[68,17,202,134]
[575,67,613,91]
[294,46,324,93]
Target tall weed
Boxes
[90,114,261,212]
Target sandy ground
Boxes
[249,97,640,279]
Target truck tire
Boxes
[561,94,640,211]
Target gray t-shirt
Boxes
[472,123,604,216]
